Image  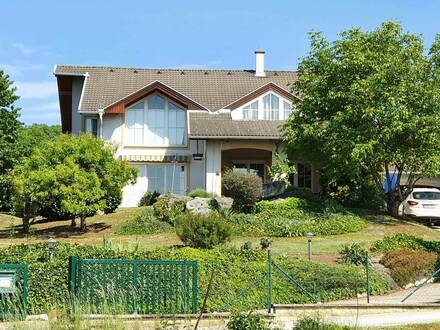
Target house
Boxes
[54,51,321,207]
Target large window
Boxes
[263,93,279,120]
[237,92,292,121]
[297,163,312,188]
[135,163,186,195]
[84,116,98,136]
[243,100,259,120]
[126,94,187,146]
[232,162,266,181]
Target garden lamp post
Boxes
[48,237,56,260]
[306,232,313,260]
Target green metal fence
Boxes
[69,257,198,315]
[0,264,28,320]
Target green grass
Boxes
[1,207,440,263]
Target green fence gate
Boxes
[0,264,28,320]
[69,257,198,315]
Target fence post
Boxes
[68,256,79,313]
[365,252,370,304]
[267,250,273,314]
[22,264,29,319]
[192,262,199,314]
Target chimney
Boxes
[255,50,266,77]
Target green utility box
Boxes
[0,264,28,320]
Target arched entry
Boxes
[222,148,272,182]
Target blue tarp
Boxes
[383,173,397,193]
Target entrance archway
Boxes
[222,148,272,182]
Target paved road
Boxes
[329,282,440,305]
[330,310,440,327]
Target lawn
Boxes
[1,207,439,263]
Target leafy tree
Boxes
[284,22,440,217]
[267,153,296,187]
[17,124,61,158]
[57,160,105,231]
[12,134,137,232]
[0,70,21,211]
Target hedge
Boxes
[0,243,389,314]
[371,233,440,254]
[227,198,366,237]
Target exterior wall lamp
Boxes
[48,237,56,260]
[306,232,313,261]
[192,140,204,160]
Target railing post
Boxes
[192,262,199,314]
[68,256,79,313]
[22,264,29,319]
[365,252,370,304]
[267,250,273,314]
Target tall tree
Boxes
[12,133,137,232]
[0,70,21,211]
[284,22,440,217]
[17,124,62,158]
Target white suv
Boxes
[403,187,440,225]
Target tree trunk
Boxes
[80,216,86,231]
[22,216,30,234]
[70,218,76,227]
[385,191,402,218]
[387,200,400,218]
[22,201,31,234]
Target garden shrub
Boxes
[0,243,390,314]
[228,210,365,237]
[337,243,368,266]
[152,194,186,224]
[208,198,221,212]
[255,197,345,214]
[255,197,307,213]
[227,313,269,330]
[224,197,365,238]
[116,208,172,235]
[371,233,440,253]
[138,191,160,207]
[296,316,349,330]
[188,189,212,198]
[175,213,232,248]
[222,170,262,212]
[380,248,438,287]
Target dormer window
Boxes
[125,94,187,146]
[243,100,258,120]
[233,92,293,121]
[263,93,279,120]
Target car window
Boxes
[413,192,440,200]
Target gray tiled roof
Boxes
[189,111,282,139]
[54,65,298,112]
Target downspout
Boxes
[98,109,104,138]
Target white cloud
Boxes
[13,43,35,55]
[14,81,57,99]
[0,62,46,76]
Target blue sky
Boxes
[1,0,440,125]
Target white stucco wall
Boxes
[102,114,123,145]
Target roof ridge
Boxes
[55,64,298,73]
